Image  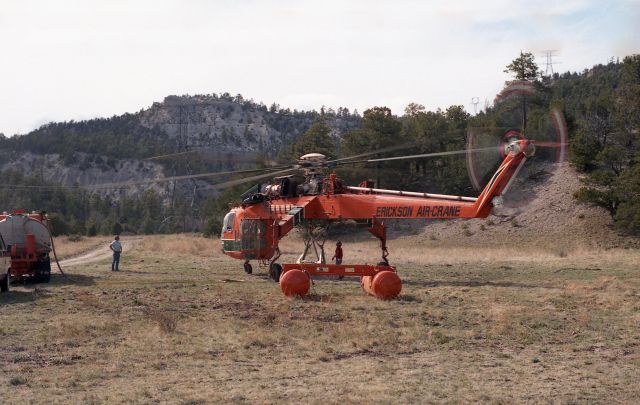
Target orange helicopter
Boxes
[216,136,545,300]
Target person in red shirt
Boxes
[332,241,343,265]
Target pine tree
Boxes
[292,119,336,158]
[504,51,540,82]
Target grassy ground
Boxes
[1,234,639,403]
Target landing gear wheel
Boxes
[243,262,252,274]
[1,270,10,293]
[269,263,283,282]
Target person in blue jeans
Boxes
[110,235,122,271]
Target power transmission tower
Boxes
[542,50,559,76]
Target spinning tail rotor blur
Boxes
[466,80,568,210]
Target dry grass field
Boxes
[1,233,639,403]
[51,236,112,260]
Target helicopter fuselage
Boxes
[220,139,533,263]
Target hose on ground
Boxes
[46,221,75,283]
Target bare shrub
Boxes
[9,376,27,386]
[68,234,84,242]
[147,309,177,333]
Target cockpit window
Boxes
[240,219,266,251]
[222,212,236,232]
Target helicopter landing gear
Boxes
[267,247,283,282]
[279,268,310,297]
[269,263,283,282]
[278,263,401,300]
[243,261,252,274]
[297,223,327,264]
[368,217,389,266]
[361,270,402,300]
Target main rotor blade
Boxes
[87,166,289,190]
[144,148,282,166]
[531,141,569,148]
[144,151,196,160]
[338,146,500,165]
[326,143,415,164]
[198,168,297,191]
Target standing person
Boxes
[332,241,343,265]
[110,235,122,272]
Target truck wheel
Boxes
[1,270,10,293]
[243,262,252,274]
[39,260,51,283]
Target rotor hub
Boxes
[296,153,328,175]
[505,139,535,157]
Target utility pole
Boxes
[471,97,479,114]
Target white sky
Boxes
[1,0,638,136]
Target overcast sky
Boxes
[1,0,638,136]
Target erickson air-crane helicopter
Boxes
[213,81,567,299]
[217,138,537,300]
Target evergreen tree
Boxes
[340,107,405,188]
[292,119,336,158]
[504,51,540,82]
[572,55,640,233]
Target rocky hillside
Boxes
[0,151,176,198]
[139,94,360,155]
[0,93,361,199]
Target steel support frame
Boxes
[281,263,397,277]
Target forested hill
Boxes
[0,93,361,160]
[562,56,640,234]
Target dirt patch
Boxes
[59,238,141,268]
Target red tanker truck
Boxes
[0,210,53,293]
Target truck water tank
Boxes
[0,214,52,252]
